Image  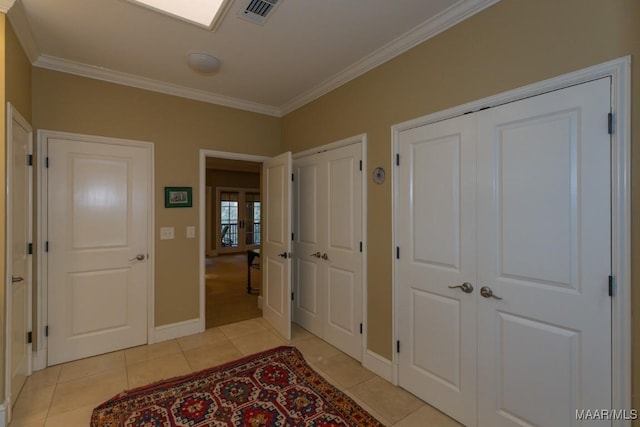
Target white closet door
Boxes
[397,114,478,427]
[293,142,363,360]
[476,78,611,426]
[322,143,363,361]
[293,153,324,336]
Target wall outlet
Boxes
[186,226,196,239]
[160,227,175,240]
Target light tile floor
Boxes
[9,319,461,426]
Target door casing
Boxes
[35,130,155,369]
[5,103,33,422]
[391,56,632,423]
[198,150,269,331]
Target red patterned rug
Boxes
[91,346,384,426]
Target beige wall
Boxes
[32,68,282,326]
[282,0,640,407]
[6,19,30,123]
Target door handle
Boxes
[11,276,24,283]
[310,252,321,258]
[448,282,473,294]
[480,286,502,300]
[278,252,289,259]
[321,253,329,260]
[129,254,146,261]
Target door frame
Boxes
[198,150,268,331]
[35,130,155,369]
[4,103,33,420]
[293,133,368,363]
[391,56,632,422]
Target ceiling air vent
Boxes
[239,0,280,25]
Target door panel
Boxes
[293,158,322,335]
[322,144,362,360]
[48,137,150,365]
[262,152,292,340]
[476,78,611,426]
[9,106,32,409]
[397,113,477,427]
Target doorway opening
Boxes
[202,155,265,328]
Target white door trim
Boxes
[391,56,632,423]
[198,150,269,331]
[36,130,155,364]
[293,134,369,365]
[5,103,33,421]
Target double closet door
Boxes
[396,78,612,426]
[293,143,363,361]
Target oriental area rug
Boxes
[91,346,384,427]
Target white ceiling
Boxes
[8,0,498,116]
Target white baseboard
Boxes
[0,400,6,427]
[258,296,263,309]
[32,349,47,371]
[363,349,393,382]
[153,318,203,343]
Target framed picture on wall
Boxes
[165,187,192,208]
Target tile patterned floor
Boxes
[8,319,461,426]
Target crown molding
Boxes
[33,55,282,117]
[279,0,501,115]
[0,0,16,14]
[10,0,500,118]
[7,0,41,62]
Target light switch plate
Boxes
[186,226,196,239]
[160,227,175,240]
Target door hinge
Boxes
[45,325,49,337]
[291,292,294,301]
[396,340,400,353]
[28,154,33,166]
[45,241,49,252]
[609,275,615,297]
[396,153,400,166]
[396,247,400,259]
[292,233,295,241]
[359,160,363,171]
[28,243,33,255]
[359,323,363,334]
[27,331,32,344]
[45,157,49,168]
[608,113,613,135]
[292,173,294,182]
[359,241,362,252]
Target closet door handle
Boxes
[448,282,473,294]
[321,253,329,260]
[480,286,502,300]
[310,252,322,258]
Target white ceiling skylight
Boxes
[128,0,232,30]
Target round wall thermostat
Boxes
[372,167,385,184]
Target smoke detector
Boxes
[238,0,280,25]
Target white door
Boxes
[396,78,612,427]
[262,152,292,340]
[322,144,363,360]
[293,153,323,337]
[7,105,32,410]
[396,114,478,426]
[293,143,363,360]
[47,135,151,365]
[476,78,611,427]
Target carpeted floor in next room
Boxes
[205,253,262,329]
